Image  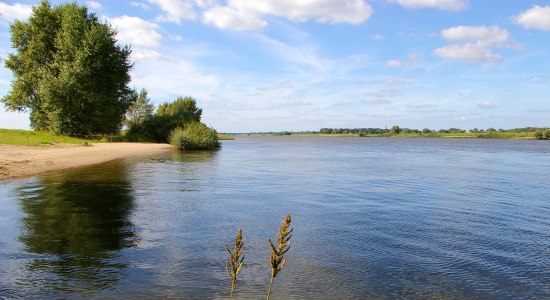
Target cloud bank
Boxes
[513,5,550,31]
[434,26,519,63]
[202,0,373,31]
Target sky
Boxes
[0,0,549,133]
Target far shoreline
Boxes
[233,133,539,140]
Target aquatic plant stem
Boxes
[267,269,275,300]
[266,213,293,300]
[226,229,244,300]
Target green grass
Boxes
[0,128,103,146]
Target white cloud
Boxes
[131,1,151,10]
[86,1,102,10]
[513,5,550,31]
[387,60,403,68]
[132,48,165,61]
[0,2,33,22]
[388,0,467,11]
[434,26,519,63]
[387,53,420,68]
[267,0,372,23]
[169,34,183,41]
[435,44,502,62]
[148,0,196,23]
[441,26,511,45]
[203,4,267,30]
[203,0,372,31]
[130,52,220,103]
[108,15,162,48]
[477,101,497,109]
[278,100,312,106]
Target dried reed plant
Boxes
[266,212,293,300]
[226,228,244,300]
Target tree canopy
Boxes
[125,88,154,129]
[2,1,133,135]
[156,96,202,123]
[126,96,204,143]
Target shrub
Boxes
[544,130,550,140]
[169,122,220,150]
[125,97,203,143]
[535,131,544,140]
[126,115,180,143]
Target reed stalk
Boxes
[226,228,244,300]
[266,212,293,300]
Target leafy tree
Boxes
[390,125,401,134]
[126,96,203,143]
[2,1,133,135]
[125,88,154,129]
[320,128,333,134]
[535,131,543,140]
[157,96,202,123]
[544,130,550,140]
[422,128,432,134]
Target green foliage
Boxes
[544,130,550,140]
[320,128,333,134]
[2,1,133,136]
[157,96,202,123]
[169,122,220,150]
[535,131,544,140]
[126,97,203,143]
[125,88,154,129]
[390,126,402,134]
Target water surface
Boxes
[1,136,549,299]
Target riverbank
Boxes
[239,132,538,139]
[0,143,173,181]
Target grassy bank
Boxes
[218,134,235,140]
[0,129,103,146]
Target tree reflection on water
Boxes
[16,161,136,294]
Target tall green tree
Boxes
[2,1,133,135]
[125,88,154,129]
[126,96,203,143]
[156,96,202,123]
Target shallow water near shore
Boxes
[1,136,549,299]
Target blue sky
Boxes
[1,0,549,132]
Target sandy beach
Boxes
[0,143,174,180]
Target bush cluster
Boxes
[125,96,204,143]
[169,122,220,150]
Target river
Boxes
[1,136,549,299]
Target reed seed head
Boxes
[268,212,293,278]
[226,228,244,291]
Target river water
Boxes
[1,136,549,299]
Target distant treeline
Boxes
[244,126,550,139]
[320,126,550,135]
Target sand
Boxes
[0,143,174,181]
